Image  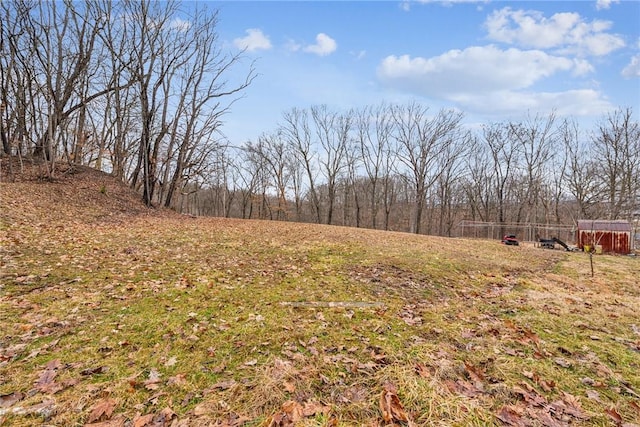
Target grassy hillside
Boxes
[1,164,639,426]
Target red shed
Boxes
[577,220,632,254]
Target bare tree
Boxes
[355,103,395,229]
[434,131,470,236]
[560,119,599,221]
[509,112,558,224]
[462,139,494,222]
[4,1,106,176]
[311,105,352,225]
[245,131,291,220]
[391,102,464,234]
[592,107,640,220]
[483,122,519,232]
[281,108,322,223]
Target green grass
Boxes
[1,208,639,426]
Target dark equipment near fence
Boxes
[539,237,572,251]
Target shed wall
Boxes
[578,230,631,254]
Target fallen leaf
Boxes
[264,400,304,426]
[0,392,23,408]
[35,368,62,394]
[379,382,414,425]
[553,357,572,368]
[586,390,601,402]
[605,407,623,424]
[84,414,126,427]
[87,398,117,423]
[144,369,161,391]
[513,384,546,407]
[157,407,176,424]
[302,401,330,417]
[207,379,237,391]
[464,361,485,388]
[415,363,432,378]
[133,414,154,427]
[444,379,483,398]
[81,366,108,376]
[496,406,526,426]
[283,381,296,393]
[164,357,177,367]
[167,374,186,386]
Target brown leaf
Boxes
[144,369,161,391]
[302,401,330,417]
[84,415,126,427]
[35,368,62,394]
[561,392,588,419]
[523,329,540,344]
[281,400,303,422]
[132,414,154,427]
[525,408,564,427]
[415,363,432,378]
[264,400,304,426]
[444,379,483,398]
[379,382,413,424]
[212,412,252,427]
[605,407,623,424]
[496,406,527,426]
[167,374,186,386]
[207,379,237,391]
[0,392,23,408]
[87,398,117,423]
[81,366,108,376]
[156,407,177,425]
[45,359,63,370]
[586,390,601,402]
[283,380,296,393]
[513,384,546,407]
[553,357,572,368]
[548,397,588,421]
[464,361,485,385]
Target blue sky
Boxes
[199,0,639,144]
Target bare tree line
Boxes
[178,104,639,236]
[0,0,255,207]
[1,1,638,237]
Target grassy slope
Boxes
[1,165,639,426]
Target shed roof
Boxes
[577,220,632,232]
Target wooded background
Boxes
[1,1,638,239]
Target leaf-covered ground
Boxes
[1,165,639,426]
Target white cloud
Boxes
[417,0,488,4]
[285,39,302,53]
[622,55,640,78]
[596,0,619,11]
[303,33,337,56]
[377,45,608,117]
[485,7,625,56]
[233,29,272,52]
[451,89,612,117]
[377,45,591,96]
[404,0,488,11]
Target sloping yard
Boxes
[1,169,639,426]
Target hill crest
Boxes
[0,159,170,225]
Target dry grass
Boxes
[1,163,639,426]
